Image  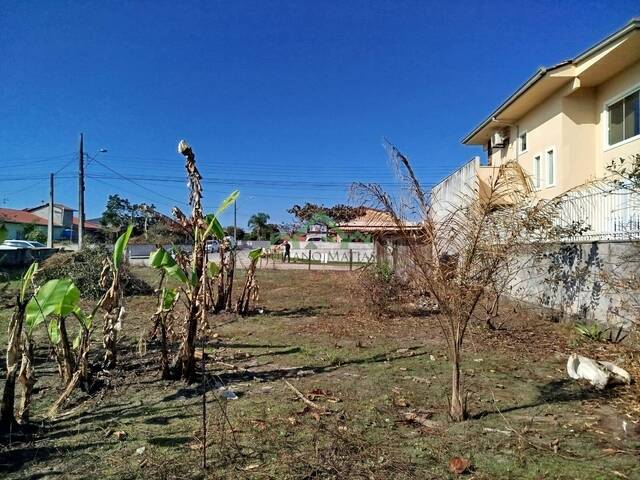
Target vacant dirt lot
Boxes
[1,268,639,479]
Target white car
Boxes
[305,236,326,242]
[2,240,47,249]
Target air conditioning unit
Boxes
[491,130,507,148]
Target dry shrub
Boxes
[37,246,153,299]
[349,262,407,317]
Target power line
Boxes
[89,158,188,207]
[0,152,75,164]
[89,176,184,211]
[85,173,429,189]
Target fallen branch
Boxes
[283,379,324,411]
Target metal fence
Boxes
[554,187,640,241]
[259,247,375,271]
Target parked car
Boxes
[305,236,326,242]
[2,240,47,249]
[206,240,219,253]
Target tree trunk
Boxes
[224,252,235,311]
[214,246,227,312]
[102,307,121,369]
[1,303,26,429]
[102,273,123,369]
[77,329,92,390]
[160,314,170,380]
[449,342,467,422]
[58,317,76,385]
[236,260,258,315]
[175,242,204,382]
[17,339,35,423]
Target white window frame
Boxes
[604,82,640,151]
[545,146,556,188]
[533,153,543,190]
[518,130,528,154]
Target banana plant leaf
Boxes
[161,288,179,311]
[25,279,81,334]
[113,224,134,269]
[214,190,239,218]
[248,248,263,262]
[206,261,220,278]
[203,214,225,241]
[149,247,188,284]
[49,318,61,344]
[19,262,38,303]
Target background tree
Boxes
[288,203,366,225]
[100,194,160,239]
[224,226,245,240]
[248,212,270,240]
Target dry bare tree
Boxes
[355,143,560,421]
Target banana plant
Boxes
[0,262,37,429]
[149,199,237,381]
[153,140,238,382]
[101,224,133,368]
[26,279,87,386]
[25,278,95,417]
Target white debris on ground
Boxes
[566,354,632,389]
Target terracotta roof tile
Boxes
[0,208,49,226]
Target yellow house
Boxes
[466,18,640,197]
[432,18,640,237]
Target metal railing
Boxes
[554,187,640,241]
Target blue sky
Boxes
[1,0,638,228]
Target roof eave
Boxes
[461,18,640,146]
[461,67,548,145]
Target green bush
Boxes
[37,246,153,299]
[350,262,403,317]
[23,223,47,244]
[25,229,47,244]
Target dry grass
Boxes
[0,268,638,479]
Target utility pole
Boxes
[78,133,85,249]
[47,173,54,248]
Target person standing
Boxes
[283,240,291,263]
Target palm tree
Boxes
[248,212,270,240]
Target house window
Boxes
[608,88,639,146]
[518,131,527,153]
[546,148,555,186]
[533,154,542,189]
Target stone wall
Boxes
[510,240,640,328]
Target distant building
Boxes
[25,203,75,237]
[0,204,100,242]
[0,207,49,240]
[336,208,423,271]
